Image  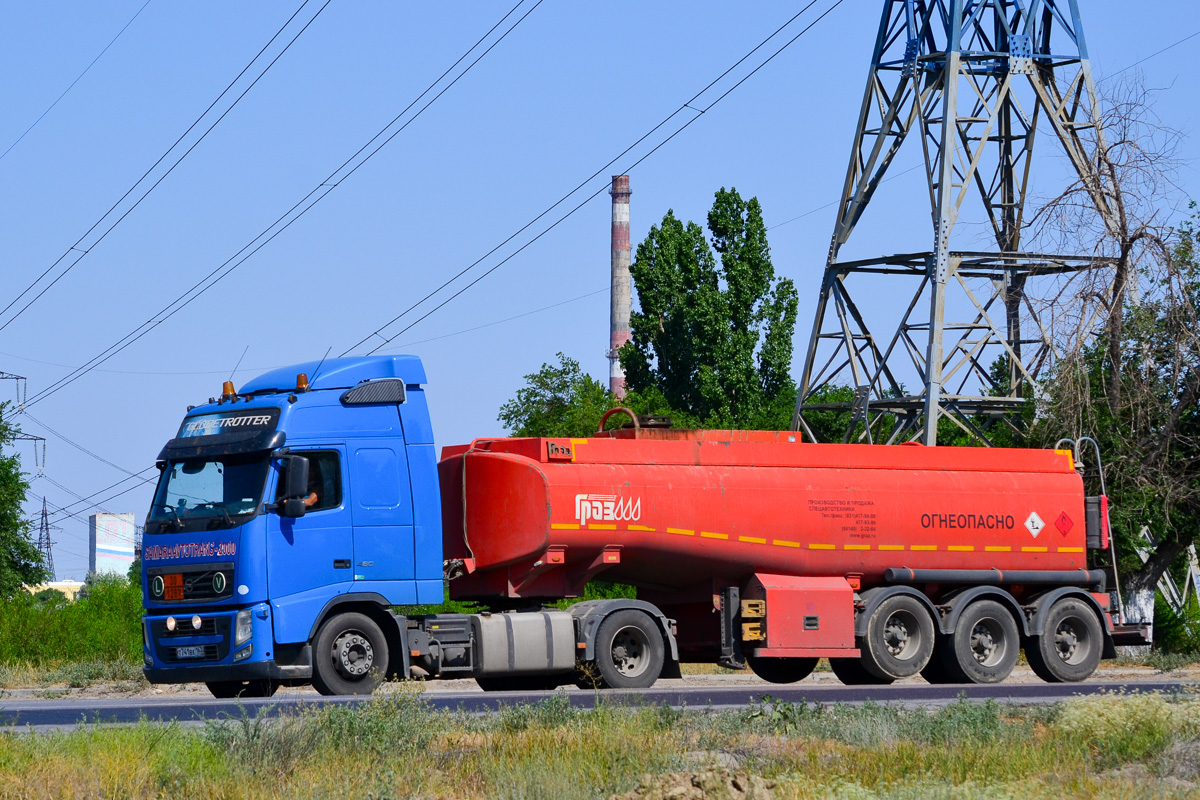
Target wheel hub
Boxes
[611,627,648,677]
[1055,622,1079,662]
[971,622,996,664]
[333,631,374,677]
[884,615,911,657]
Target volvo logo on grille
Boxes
[213,572,227,593]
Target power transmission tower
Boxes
[792,0,1116,445]
[37,497,57,581]
[0,372,46,469]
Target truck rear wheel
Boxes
[941,600,1019,684]
[591,610,665,689]
[1026,597,1103,682]
[861,594,935,680]
[746,656,817,684]
[830,657,893,685]
[206,679,277,698]
[311,612,389,696]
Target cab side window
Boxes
[276,451,342,512]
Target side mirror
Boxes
[283,455,309,500]
[278,498,308,518]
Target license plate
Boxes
[175,645,206,659]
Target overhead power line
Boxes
[0,0,330,334]
[0,0,153,163]
[347,0,847,355]
[22,0,541,410]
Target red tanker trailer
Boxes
[439,420,1148,687]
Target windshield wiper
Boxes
[193,502,235,526]
[156,505,183,531]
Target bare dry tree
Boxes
[1025,74,1200,601]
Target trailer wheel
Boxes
[592,610,665,689]
[1026,598,1103,683]
[311,612,388,696]
[205,680,277,698]
[861,594,935,680]
[941,600,1020,684]
[830,657,893,685]
[475,675,565,692]
[919,637,960,684]
[746,656,818,684]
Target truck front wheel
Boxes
[311,612,389,696]
[591,610,665,689]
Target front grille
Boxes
[157,618,218,637]
[148,562,234,603]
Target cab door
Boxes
[348,440,415,587]
[265,447,352,643]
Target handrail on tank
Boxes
[1058,436,1125,624]
[597,407,640,433]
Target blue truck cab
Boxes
[142,356,446,696]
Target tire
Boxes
[475,675,565,692]
[206,679,277,698]
[1026,597,1103,683]
[919,636,961,684]
[311,612,389,696]
[860,594,935,680]
[942,600,1020,684]
[590,610,665,689]
[746,656,818,684]
[829,657,893,686]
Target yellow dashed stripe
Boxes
[1058,546,1085,553]
[549,523,1051,560]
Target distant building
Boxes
[89,513,136,575]
[25,579,85,601]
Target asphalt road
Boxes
[1,680,1193,729]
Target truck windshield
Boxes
[147,454,271,533]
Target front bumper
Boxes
[144,603,313,684]
[144,645,312,684]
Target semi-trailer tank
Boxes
[141,357,1149,697]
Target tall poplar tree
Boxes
[619,188,799,428]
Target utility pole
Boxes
[793,0,1116,446]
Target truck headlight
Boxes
[235,609,253,646]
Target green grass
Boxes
[4,689,1200,799]
[0,575,143,687]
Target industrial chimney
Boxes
[608,175,632,398]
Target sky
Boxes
[1,1,1197,581]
